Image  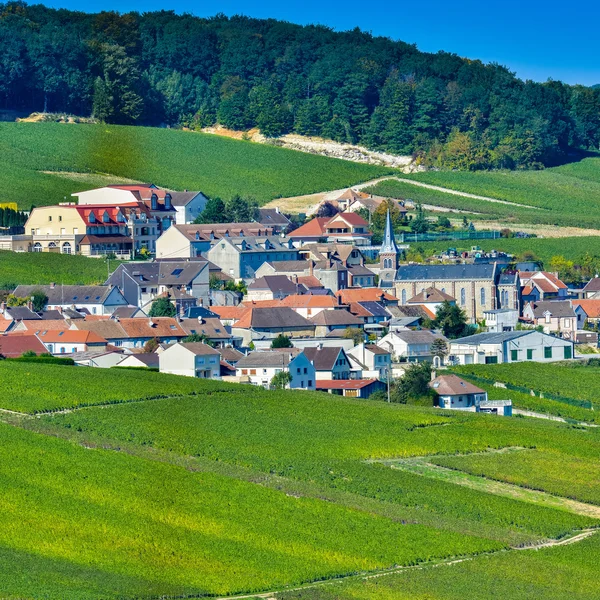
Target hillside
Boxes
[0,362,598,597]
[0,122,390,209]
[2,4,600,169]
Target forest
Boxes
[2,2,600,170]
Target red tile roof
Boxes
[0,334,48,357]
[326,212,369,227]
[288,217,329,238]
[336,288,398,304]
[36,330,107,344]
[573,300,600,318]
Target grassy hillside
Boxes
[1,122,391,209]
[0,250,113,289]
[0,363,598,597]
[382,155,600,229]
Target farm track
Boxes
[214,529,599,600]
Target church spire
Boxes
[381,209,399,254]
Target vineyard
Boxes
[1,122,391,209]
[0,361,241,413]
[275,531,600,600]
[0,250,113,289]
[0,361,599,597]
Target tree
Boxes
[270,370,293,390]
[31,289,48,312]
[195,196,226,224]
[6,294,27,307]
[316,201,339,218]
[344,327,364,345]
[430,337,449,361]
[433,300,470,339]
[271,334,292,349]
[410,204,429,234]
[385,362,434,404]
[143,337,159,353]
[148,296,176,317]
[182,333,214,346]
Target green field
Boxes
[0,362,599,598]
[276,532,600,600]
[1,122,391,209]
[366,155,600,229]
[0,250,114,289]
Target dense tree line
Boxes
[2,2,600,169]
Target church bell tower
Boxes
[379,209,399,284]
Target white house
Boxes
[483,308,519,333]
[36,330,107,355]
[170,192,209,224]
[302,345,354,380]
[430,374,488,411]
[235,350,316,389]
[347,343,392,380]
[449,330,574,365]
[159,342,221,378]
[116,353,160,369]
[378,329,448,362]
[522,301,577,340]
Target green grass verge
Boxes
[1,122,392,209]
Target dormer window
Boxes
[102,211,110,223]
[151,193,158,210]
[165,193,172,210]
[195,232,201,241]
[89,212,96,223]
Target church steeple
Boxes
[381,208,399,254]
[379,209,399,284]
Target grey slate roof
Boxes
[302,346,344,370]
[179,342,221,356]
[583,277,600,293]
[247,275,299,295]
[258,208,292,227]
[498,272,519,285]
[452,330,534,345]
[264,260,310,273]
[527,300,576,319]
[396,263,497,281]
[159,260,208,285]
[357,301,391,318]
[309,309,363,326]
[391,329,446,344]
[169,191,203,207]
[5,307,41,321]
[235,350,298,368]
[380,208,399,255]
[12,285,114,305]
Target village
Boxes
[0,183,598,414]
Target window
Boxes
[480,287,485,306]
[544,347,552,359]
[564,319,571,328]
[308,380,313,387]
[250,369,256,375]
[510,349,518,361]
[301,381,304,387]
[401,289,406,304]
[241,369,248,375]
[303,367,307,374]
[527,349,533,360]
[485,356,498,364]
[460,288,466,306]
[564,346,572,359]
[297,368,301,374]
[48,215,52,222]
[545,312,551,324]
[62,242,71,255]
[60,347,65,354]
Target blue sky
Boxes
[45,0,599,86]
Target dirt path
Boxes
[513,408,598,427]
[216,530,599,600]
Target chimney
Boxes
[317,342,323,350]
[148,319,156,328]
[431,368,437,382]
[199,298,203,307]
[179,304,185,318]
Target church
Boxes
[378,211,520,322]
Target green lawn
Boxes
[0,250,114,289]
[1,122,391,209]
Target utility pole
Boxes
[386,366,391,403]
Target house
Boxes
[289,214,372,246]
[246,275,303,301]
[347,343,392,379]
[73,184,177,232]
[74,317,187,349]
[0,333,48,357]
[179,316,238,348]
[302,345,353,380]
[117,353,160,369]
[522,301,577,339]
[572,300,600,328]
[279,295,343,319]
[580,277,600,299]
[429,374,488,412]
[309,309,363,338]
[298,243,365,268]
[315,379,385,399]
[159,342,221,378]
[71,349,126,368]
[483,308,520,332]
[12,284,128,315]
[329,188,370,211]
[258,208,292,233]
[344,194,407,218]
[348,265,376,288]
[155,222,275,260]
[107,260,210,309]
[207,236,299,280]
[449,330,575,364]
[235,350,315,389]
[25,202,159,257]
[220,347,245,366]
[348,301,391,325]
[407,287,456,315]
[378,330,447,362]
[231,307,315,345]
[520,271,568,302]
[36,330,107,355]
[168,191,209,225]
[336,288,399,307]
[211,305,250,326]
